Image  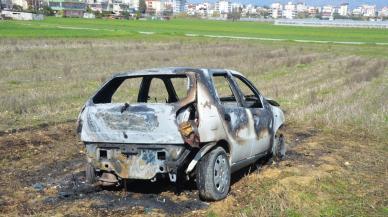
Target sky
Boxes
[188,1,387,9]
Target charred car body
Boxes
[77,67,285,201]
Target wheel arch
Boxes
[185,140,231,174]
[272,105,285,134]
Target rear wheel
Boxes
[85,163,96,184]
[196,147,230,201]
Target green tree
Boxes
[139,0,146,14]
[135,11,141,19]
[42,6,54,16]
[12,4,23,12]
[86,5,93,13]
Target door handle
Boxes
[224,113,231,122]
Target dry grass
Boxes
[0,38,387,216]
[0,38,386,139]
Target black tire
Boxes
[196,147,230,201]
[85,163,96,184]
[272,133,286,160]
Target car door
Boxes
[231,74,272,157]
[211,72,257,164]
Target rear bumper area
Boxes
[85,143,191,180]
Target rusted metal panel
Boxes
[81,104,185,144]
[86,144,186,179]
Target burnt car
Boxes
[77,67,285,201]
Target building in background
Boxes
[270,2,282,18]
[283,2,296,19]
[129,0,138,11]
[321,5,333,19]
[296,2,306,13]
[352,6,362,16]
[307,6,318,16]
[145,0,161,14]
[216,0,230,14]
[380,6,388,17]
[338,3,348,16]
[362,4,376,17]
[172,0,185,14]
[48,0,86,17]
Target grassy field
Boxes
[1,17,388,44]
[0,18,387,216]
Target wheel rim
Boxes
[213,154,228,193]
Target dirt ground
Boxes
[0,121,386,216]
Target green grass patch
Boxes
[286,209,302,217]
[1,17,388,44]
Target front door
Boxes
[211,72,256,164]
[231,74,272,157]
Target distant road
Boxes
[185,33,388,45]
[275,19,388,29]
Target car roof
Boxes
[112,67,243,78]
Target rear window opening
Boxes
[93,75,190,104]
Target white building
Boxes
[296,2,307,13]
[307,6,318,16]
[172,0,186,14]
[271,2,282,10]
[381,7,388,17]
[322,5,334,19]
[362,5,376,17]
[129,0,139,10]
[352,7,363,16]
[112,3,123,14]
[283,2,296,19]
[216,0,231,14]
[271,2,282,18]
[339,3,348,16]
[243,4,257,15]
[1,11,44,20]
[146,0,162,14]
[194,2,212,16]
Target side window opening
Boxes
[212,74,239,107]
[170,77,190,101]
[110,77,143,104]
[233,75,263,108]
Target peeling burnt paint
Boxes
[78,67,285,183]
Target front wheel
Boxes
[196,147,230,201]
[273,133,286,160]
